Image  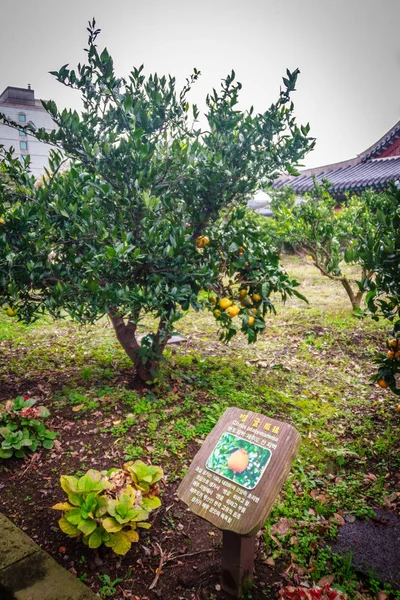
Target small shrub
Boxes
[0,395,57,458]
[53,461,163,555]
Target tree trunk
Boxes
[340,278,365,310]
[109,313,171,383]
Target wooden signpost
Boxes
[177,407,301,598]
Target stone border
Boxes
[0,513,98,600]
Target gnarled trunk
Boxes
[109,313,171,383]
[340,278,365,310]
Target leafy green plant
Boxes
[0,395,56,458]
[98,574,123,598]
[53,461,163,555]
[0,19,314,383]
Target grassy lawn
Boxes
[0,256,399,599]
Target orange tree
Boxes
[271,181,393,310]
[0,21,314,382]
[355,184,400,394]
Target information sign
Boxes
[177,407,301,537]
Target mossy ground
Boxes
[0,256,399,599]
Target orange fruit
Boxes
[395,351,400,359]
[377,378,389,389]
[239,289,248,299]
[219,298,233,310]
[388,339,398,348]
[0,218,4,225]
[6,307,17,317]
[250,308,258,315]
[248,316,255,326]
[226,305,240,318]
[213,309,221,319]
[387,350,395,360]
[209,296,217,304]
[196,235,209,248]
[252,293,261,302]
[227,448,249,473]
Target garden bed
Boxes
[1,258,399,599]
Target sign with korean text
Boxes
[177,407,301,537]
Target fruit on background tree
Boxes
[0,20,314,382]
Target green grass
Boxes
[1,255,399,599]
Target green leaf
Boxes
[105,246,116,259]
[65,508,83,525]
[141,496,161,511]
[60,475,78,495]
[58,516,81,538]
[88,527,103,549]
[102,517,123,533]
[78,518,97,536]
[105,531,132,555]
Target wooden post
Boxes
[221,530,256,598]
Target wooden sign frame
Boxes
[177,407,301,537]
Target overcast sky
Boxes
[1,0,399,168]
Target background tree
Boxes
[271,181,387,310]
[354,184,400,394]
[0,20,314,382]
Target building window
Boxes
[18,113,26,123]
[19,128,26,137]
[20,141,28,151]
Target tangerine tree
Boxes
[0,21,314,382]
[271,181,391,310]
[355,184,400,394]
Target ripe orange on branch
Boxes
[219,298,233,310]
[196,235,210,248]
[226,305,240,318]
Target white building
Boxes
[0,86,54,178]
[247,189,273,217]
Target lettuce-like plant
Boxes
[53,461,163,555]
[0,396,56,458]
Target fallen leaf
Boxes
[318,574,335,586]
[333,513,345,526]
[72,404,84,412]
[271,517,292,536]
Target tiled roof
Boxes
[274,156,400,194]
[361,120,400,161]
